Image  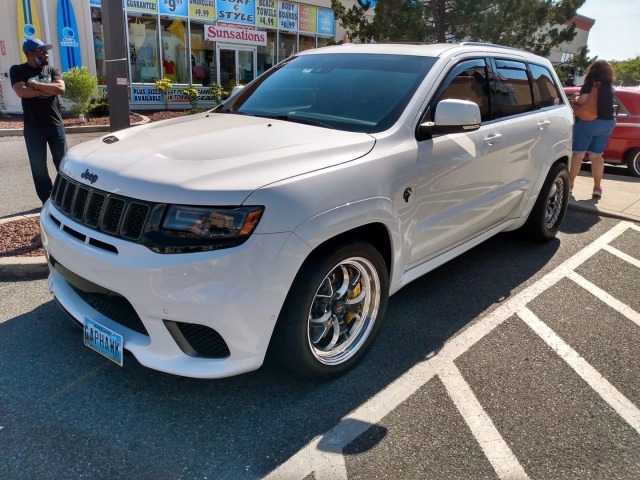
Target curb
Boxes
[0,213,47,280]
[1,203,637,281]
[0,113,150,138]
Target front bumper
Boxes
[41,203,311,378]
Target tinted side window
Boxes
[492,59,533,118]
[530,63,563,108]
[433,59,491,122]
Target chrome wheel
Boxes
[545,177,564,229]
[626,148,640,178]
[307,257,381,365]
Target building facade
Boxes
[1,0,352,112]
[0,1,592,113]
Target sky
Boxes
[577,0,640,61]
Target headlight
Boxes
[162,205,263,239]
[142,205,264,254]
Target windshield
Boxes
[217,53,437,133]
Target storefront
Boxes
[0,0,341,112]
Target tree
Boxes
[62,66,98,118]
[332,0,586,56]
[611,57,640,86]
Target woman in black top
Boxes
[569,60,616,198]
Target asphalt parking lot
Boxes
[2,211,639,479]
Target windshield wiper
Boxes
[256,113,334,129]
[216,109,255,116]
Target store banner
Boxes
[189,0,216,20]
[204,24,267,45]
[278,1,298,31]
[298,4,316,33]
[131,85,221,104]
[126,0,159,13]
[217,0,256,25]
[255,0,277,28]
[317,8,334,36]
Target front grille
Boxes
[51,256,149,336]
[50,173,153,243]
[164,321,230,358]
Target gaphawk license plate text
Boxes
[83,318,124,366]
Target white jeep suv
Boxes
[41,43,573,379]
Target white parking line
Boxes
[518,306,640,435]
[265,221,635,480]
[440,362,530,479]
[567,271,640,329]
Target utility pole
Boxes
[102,3,130,132]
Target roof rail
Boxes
[458,42,524,52]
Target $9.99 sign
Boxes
[160,0,188,16]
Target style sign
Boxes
[217,0,255,25]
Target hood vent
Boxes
[102,135,119,144]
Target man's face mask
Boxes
[33,49,49,67]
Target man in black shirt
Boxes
[10,38,67,205]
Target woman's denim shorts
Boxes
[572,118,615,154]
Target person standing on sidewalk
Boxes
[10,38,67,205]
[569,60,616,199]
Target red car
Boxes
[564,86,640,177]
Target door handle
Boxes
[484,134,503,145]
[537,120,551,129]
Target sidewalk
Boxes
[570,170,640,222]
[1,171,639,280]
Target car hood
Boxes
[61,112,375,205]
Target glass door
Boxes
[217,45,256,89]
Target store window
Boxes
[190,21,216,86]
[298,34,314,52]
[277,32,296,63]
[257,31,276,76]
[159,16,189,84]
[90,7,105,84]
[128,13,159,83]
[317,36,332,49]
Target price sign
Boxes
[160,0,188,16]
[278,1,298,31]
[189,0,216,19]
[256,0,276,28]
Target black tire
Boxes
[520,162,569,241]
[269,241,389,379]
[625,148,640,178]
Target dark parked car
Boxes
[565,85,640,177]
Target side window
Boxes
[529,63,563,108]
[492,59,533,119]
[433,59,491,122]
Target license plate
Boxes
[83,317,124,366]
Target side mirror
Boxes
[418,99,481,140]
